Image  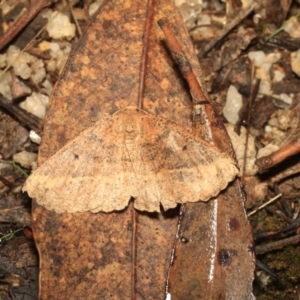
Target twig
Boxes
[265,207,293,224]
[247,194,282,217]
[242,65,260,176]
[255,234,300,255]
[0,0,56,51]
[255,215,300,240]
[256,140,300,171]
[199,2,258,57]
[0,95,43,134]
[158,18,208,106]
[67,0,82,36]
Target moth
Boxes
[23,107,238,214]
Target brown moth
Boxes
[23,107,239,213]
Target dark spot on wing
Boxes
[217,249,237,266]
[228,218,239,230]
[180,236,188,243]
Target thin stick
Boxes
[0,95,43,133]
[242,65,260,176]
[67,0,82,36]
[158,18,207,103]
[256,140,300,171]
[247,194,282,217]
[255,234,300,255]
[138,0,155,109]
[131,207,137,300]
[0,0,55,51]
[199,2,257,57]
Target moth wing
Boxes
[23,116,135,213]
[137,115,239,211]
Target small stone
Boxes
[0,72,12,100]
[273,69,285,82]
[283,16,300,38]
[258,80,271,95]
[30,59,46,84]
[223,85,243,124]
[13,151,37,168]
[89,1,104,16]
[264,125,272,133]
[6,46,36,80]
[11,73,31,99]
[29,130,41,145]
[257,144,279,159]
[278,109,294,130]
[41,79,53,96]
[46,12,76,40]
[38,40,50,52]
[272,93,292,105]
[0,54,7,68]
[49,42,61,55]
[248,51,265,67]
[19,92,49,119]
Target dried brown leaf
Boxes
[27,0,255,298]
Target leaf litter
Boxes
[2,0,300,299]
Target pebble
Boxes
[0,54,7,68]
[223,85,243,124]
[46,12,76,40]
[7,46,34,80]
[19,92,49,119]
[248,51,265,67]
[264,125,272,133]
[0,72,12,100]
[283,16,300,38]
[13,151,37,169]
[29,130,42,145]
[89,1,105,16]
[256,144,279,159]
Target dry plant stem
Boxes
[242,66,260,175]
[131,206,137,300]
[158,17,234,148]
[247,194,282,217]
[256,140,300,170]
[0,95,43,134]
[138,0,155,109]
[255,234,300,255]
[0,0,56,51]
[199,2,257,57]
[67,0,82,36]
[265,207,293,224]
[255,215,300,241]
[158,18,208,109]
[256,260,278,278]
[274,183,292,218]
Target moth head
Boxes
[115,109,142,135]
